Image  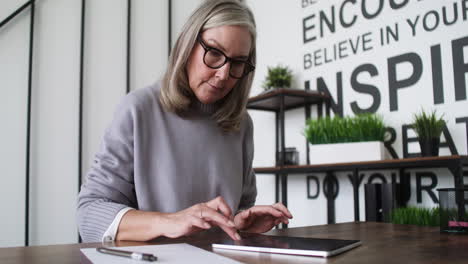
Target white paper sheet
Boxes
[80,243,243,264]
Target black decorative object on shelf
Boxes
[412,109,446,157]
[438,188,468,234]
[365,183,405,222]
[419,138,440,157]
[277,147,299,166]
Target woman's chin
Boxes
[196,92,220,104]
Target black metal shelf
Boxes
[254,155,468,224]
[247,88,330,112]
[254,155,468,174]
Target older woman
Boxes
[77,0,292,243]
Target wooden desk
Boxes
[1,222,467,264]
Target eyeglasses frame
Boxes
[197,35,255,79]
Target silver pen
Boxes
[97,247,158,262]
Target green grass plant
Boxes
[304,114,386,144]
[412,109,446,139]
[390,207,440,227]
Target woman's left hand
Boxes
[233,203,293,233]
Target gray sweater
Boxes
[77,82,257,242]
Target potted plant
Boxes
[262,65,293,91]
[304,114,390,164]
[412,109,446,157]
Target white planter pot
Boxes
[308,141,391,165]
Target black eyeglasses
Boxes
[197,36,255,79]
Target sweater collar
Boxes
[192,100,219,115]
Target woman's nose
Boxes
[215,62,230,81]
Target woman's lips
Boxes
[207,82,222,91]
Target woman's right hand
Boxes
[159,196,241,241]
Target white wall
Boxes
[28,0,81,246]
[0,0,30,247]
[171,0,204,46]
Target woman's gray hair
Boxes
[160,0,256,132]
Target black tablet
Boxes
[212,233,362,258]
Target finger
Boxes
[271,214,290,225]
[240,209,251,219]
[190,215,212,230]
[206,196,233,218]
[234,210,251,229]
[249,206,284,218]
[217,224,241,241]
[272,203,293,218]
[236,209,251,220]
[274,217,289,226]
[200,206,236,228]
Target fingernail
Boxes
[228,220,236,227]
[235,233,241,240]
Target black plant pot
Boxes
[419,137,440,157]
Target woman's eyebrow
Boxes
[206,38,249,59]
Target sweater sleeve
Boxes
[76,93,139,242]
[238,114,257,211]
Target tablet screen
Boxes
[212,233,361,257]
